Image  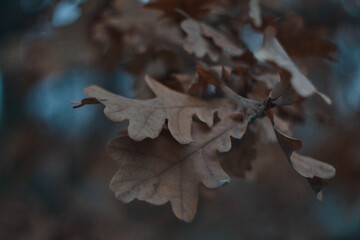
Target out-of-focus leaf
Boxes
[200,23,244,57]
[249,0,262,27]
[255,27,332,104]
[181,18,219,61]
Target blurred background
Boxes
[0,0,360,239]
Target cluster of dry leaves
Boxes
[74,0,336,222]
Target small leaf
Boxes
[181,19,219,61]
[71,98,101,108]
[199,23,244,56]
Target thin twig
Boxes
[247,97,276,124]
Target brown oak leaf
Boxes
[275,15,336,60]
[108,115,248,222]
[273,124,336,201]
[255,27,331,104]
[80,75,223,144]
[98,0,183,53]
[181,18,219,62]
[249,0,262,28]
[199,23,244,57]
[269,71,301,106]
[222,67,263,113]
[194,64,262,113]
[220,128,257,178]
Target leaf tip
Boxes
[316,91,332,105]
[216,179,230,187]
[316,191,323,202]
[71,97,101,108]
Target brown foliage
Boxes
[74,0,337,222]
[108,115,247,222]
[82,76,227,144]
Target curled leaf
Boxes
[291,152,336,180]
[71,98,101,108]
[273,126,336,201]
[221,68,262,113]
[222,86,263,113]
[249,0,262,28]
[255,27,331,104]
[199,23,244,56]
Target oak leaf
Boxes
[220,128,257,178]
[255,27,331,104]
[193,64,262,113]
[180,18,244,61]
[171,73,197,93]
[80,75,222,144]
[249,0,262,28]
[99,0,183,53]
[269,71,301,106]
[275,15,336,60]
[199,23,244,57]
[273,124,336,201]
[221,74,263,114]
[108,115,248,222]
[181,18,219,62]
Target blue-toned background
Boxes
[0,0,360,239]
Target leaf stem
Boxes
[247,97,276,124]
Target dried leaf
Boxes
[249,0,262,28]
[180,17,244,61]
[110,0,161,31]
[196,63,222,86]
[255,27,331,104]
[269,71,291,101]
[273,126,336,201]
[194,64,262,113]
[275,15,336,60]
[108,115,248,222]
[171,73,197,93]
[290,152,336,180]
[253,72,280,89]
[181,18,219,61]
[96,1,183,54]
[221,68,263,113]
[270,71,301,106]
[80,76,222,144]
[220,129,257,177]
[71,98,101,108]
[222,86,263,113]
[199,23,244,56]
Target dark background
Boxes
[0,0,360,239]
